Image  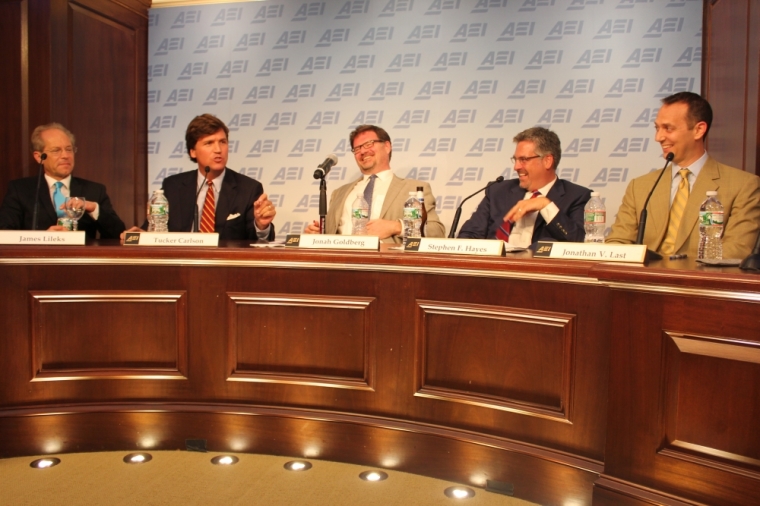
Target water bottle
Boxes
[698,191,723,260]
[403,191,422,247]
[351,193,369,235]
[147,189,169,232]
[416,186,428,236]
[583,192,606,243]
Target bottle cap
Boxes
[590,191,599,197]
[706,190,717,196]
[417,186,423,191]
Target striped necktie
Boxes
[660,168,690,255]
[200,180,215,233]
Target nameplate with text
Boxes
[0,230,86,245]
[404,238,505,256]
[123,232,219,247]
[533,242,646,263]
[286,234,379,250]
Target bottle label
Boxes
[699,210,724,225]
[403,208,420,220]
[352,208,368,219]
[150,204,167,216]
[584,211,605,223]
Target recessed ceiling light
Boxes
[123,453,153,464]
[444,486,475,499]
[359,470,388,482]
[30,458,60,469]
[211,455,239,465]
[284,460,312,471]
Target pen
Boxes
[669,254,687,260]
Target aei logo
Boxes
[486,109,525,128]
[583,109,622,128]
[234,32,266,52]
[243,85,276,104]
[360,26,394,45]
[335,0,370,19]
[246,140,279,157]
[623,48,662,68]
[270,167,304,185]
[227,113,256,131]
[497,22,534,41]
[610,138,649,157]
[420,138,456,157]
[563,138,600,157]
[405,25,441,44]
[292,2,326,22]
[307,111,341,130]
[447,167,483,185]
[288,139,322,157]
[386,53,422,72]
[171,11,200,29]
[395,110,430,128]
[467,139,504,157]
[379,0,415,18]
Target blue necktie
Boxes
[52,182,66,218]
[363,175,377,218]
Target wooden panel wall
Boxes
[704,0,760,175]
[0,0,149,227]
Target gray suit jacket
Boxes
[607,157,760,258]
[324,173,445,243]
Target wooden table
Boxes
[0,242,757,505]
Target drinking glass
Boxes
[64,197,86,231]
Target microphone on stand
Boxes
[739,226,760,272]
[32,153,47,231]
[314,154,338,234]
[448,176,504,238]
[313,154,338,179]
[194,166,211,232]
[635,152,674,259]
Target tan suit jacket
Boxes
[325,173,445,243]
[607,157,760,258]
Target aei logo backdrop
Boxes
[148,0,702,237]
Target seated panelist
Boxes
[122,114,276,241]
[0,123,126,238]
[304,124,445,243]
[606,92,760,258]
[457,127,591,247]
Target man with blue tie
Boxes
[457,127,591,247]
[0,123,126,238]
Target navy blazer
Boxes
[151,168,275,241]
[0,175,126,239]
[457,178,591,245]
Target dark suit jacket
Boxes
[457,177,591,245]
[150,168,275,241]
[0,175,126,239]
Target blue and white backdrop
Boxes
[148,0,702,237]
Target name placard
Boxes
[404,237,505,256]
[286,234,379,250]
[0,230,86,245]
[533,241,646,263]
[123,232,219,247]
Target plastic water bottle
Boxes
[416,186,428,236]
[351,193,369,235]
[147,189,169,232]
[698,191,723,260]
[403,191,422,247]
[583,192,606,243]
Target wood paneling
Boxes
[227,293,376,389]
[415,300,575,422]
[704,0,760,175]
[0,0,148,229]
[29,291,187,380]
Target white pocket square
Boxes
[227,213,240,221]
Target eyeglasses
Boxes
[44,147,77,157]
[510,155,542,165]
[351,139,385,153]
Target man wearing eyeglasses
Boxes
[0,123,126,238]
[457,127,591,247]
[304,124,445,242]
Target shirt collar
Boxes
[364,168,393,182]
[672,151,707,180]
[530,177,557,198]
[198,168,226,192]
[45,174,71,189]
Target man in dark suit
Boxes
[457,127,591,247]
[125,114,276,241]
[0,123,126,238]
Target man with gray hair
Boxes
[457,126,591,247]
[0,123,126,238]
